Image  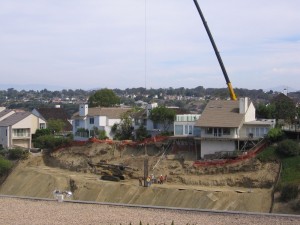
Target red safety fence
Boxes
[54,136,170,152]
[193,140,269,167]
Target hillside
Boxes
[0,142,280,213]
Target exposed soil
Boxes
[0,142,281,213]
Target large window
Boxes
[13,129,30,137]
[175,125,183,135]
[205,127,230,136]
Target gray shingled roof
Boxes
[0,109,14,119]
[72,107,132,119]
[195,100,244,128]
[0,112,31,127]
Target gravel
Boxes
[0,197,299,225]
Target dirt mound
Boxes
[0,142,280,213]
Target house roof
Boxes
[0,112,31,127]
[195,100,244,128]
[35,108,72,131]
[0,109,14,119]
[72,107,132,119]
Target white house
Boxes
[174,114,201,137]
[195,97,275,158]
[0,111,46,149]
[72,104,132,140]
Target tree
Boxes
[271,93,296,124]
[135,125,149,141]
[111,112,134,140]
[47,119,65,134]
[256,103,276,119]
[149,106,176,132]
[267,127,285,142]
[88,89,120,107]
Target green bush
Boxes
[267,128,285,142]
[32,128,51,141]
[34,135,72,150]
[98,130,108,140]
[0,156,13,176]
[7,148,29,160]
[276,139,300,157]
[280,184,299,202]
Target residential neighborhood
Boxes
[1,91,291,160]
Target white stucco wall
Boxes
[99,116,107,126]
[244,102,256,122]
[201,140,235,158]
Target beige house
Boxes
[0,111,46,149]
[195,97,275,158]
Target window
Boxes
[189,125,193,135]
[175,125,183,135]
[89,117,94,124]
[40,123,46,129]
[223,128,230,135]
[205,128,213,134]
[214,128,222,137]
[184,125,189,135]
[13,129,29,137]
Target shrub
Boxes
[98,130,108,140]
[7,148,29,160]
[32,128,51,141]
[0,156,13,176]
[267,127,285,142]
[34,135,72,150]
[280,184,299,202]
[276,139,300,157]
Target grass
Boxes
[256,144,300,186]
[280,155,300,185]
[256,146,279,162]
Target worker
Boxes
[146,176,151,187]
[159,174,164,184]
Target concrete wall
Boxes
[201,140,235,158]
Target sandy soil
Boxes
[0,142,279,213]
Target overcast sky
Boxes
[0,0,299,91]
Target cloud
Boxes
[0,0,299,91]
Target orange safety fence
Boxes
[54,136,170,152]
[193,140,269,167]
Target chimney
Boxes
[79,104,88,117]
[239,97,248,114]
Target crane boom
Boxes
[193,0,237,100]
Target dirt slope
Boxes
[0,143,279,213]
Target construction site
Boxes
[0,136,285,214]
